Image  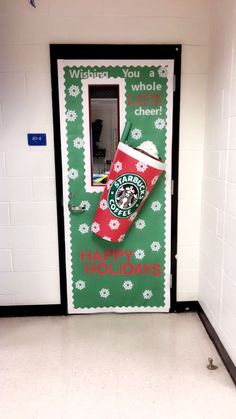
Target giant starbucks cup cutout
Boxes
[93,141,165,242]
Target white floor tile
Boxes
[0,313,235,419]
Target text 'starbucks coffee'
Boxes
[108,174,147,218]
[92,142,165,242]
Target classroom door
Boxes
[57,57,174,313]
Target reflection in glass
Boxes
[89,85,119,186]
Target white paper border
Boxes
[58,60,74,313]
[164,60,174,313]
[82,77,126,193]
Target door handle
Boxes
[68,204,86,213]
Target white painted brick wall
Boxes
[0,250,13,272]
[177,70,207,300]
[199,0,236,365]
[10,202,58,226]
[0,0,210,305]
[0,226,58,249]
[0,203,10,225]
[13,248,59,272]
[0,178,33,201]
[0,153,6,176]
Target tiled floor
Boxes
[0,313,235,419]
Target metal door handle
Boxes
[68,204,86,213]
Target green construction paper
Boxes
[64,64,169,310]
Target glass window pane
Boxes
[89,85,119,186]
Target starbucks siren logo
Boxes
[108,173,147,218]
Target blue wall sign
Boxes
[28,133,47,146]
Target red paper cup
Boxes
[92,142,165,242]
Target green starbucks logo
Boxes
[108,174,147,218]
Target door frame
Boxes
[50,44,181,314]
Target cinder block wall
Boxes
[199,0,236,365]
[0,0,210,305]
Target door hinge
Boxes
[173,75,176,92]
[169,274,173,288]
[171,180,174,195]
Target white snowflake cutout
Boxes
[73,137,84,149]
[131,128,142,140]
[158,66,168,78]
[66,110,77,122]
[103,236,111,241]
[134,249,145,260]
[68,168,79,180]
[91,222,100,233]
[99,288,110,298]
[69,85,80,97]
[75,280,86,290]
[135,219,146,230]
[151,200,161,212]
[143,289,153,299]
[150,241,161,252]
[109,219,120,230]
[151,175,159,185]
[154,118,165,130]
[78,223,89,234]
[106,179,113,190]
[123,280,133,291]
[80,200,91,211]
[99,199,108,211]
[136,161,147,172]
[114,161,122,173]
[129,212,138,222]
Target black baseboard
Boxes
[198,305,236,386]
[0,304,66,317]
[1,300,199,316]
[170,300,200,313]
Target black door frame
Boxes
[50,43,181,314]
